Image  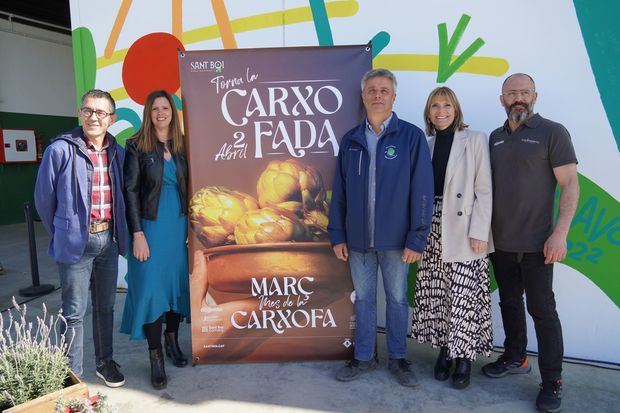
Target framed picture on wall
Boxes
[0,129,37,163]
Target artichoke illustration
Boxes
[234,207,310,245]
[303,209,330,241]
[190,186,259,248]
[256,159,326,216]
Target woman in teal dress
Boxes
[121,90,190,389]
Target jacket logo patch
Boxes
[384,145,398,160]
[494,140,505,146]
[521,138,540,144]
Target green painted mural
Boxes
[564,175,620,307]
[66,0,619,316]
[436,14,485,83]
[573,0,620,151]
[71,27,97,110]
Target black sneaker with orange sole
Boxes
[482,354,532,378]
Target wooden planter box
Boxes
[4,370,89,413]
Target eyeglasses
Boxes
[79,107,114,119]
[503,90,534,99]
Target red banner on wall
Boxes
[179,45,371,363]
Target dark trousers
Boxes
[491,250,563,381]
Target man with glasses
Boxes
[35,89,128,387]
[483,73,579,412]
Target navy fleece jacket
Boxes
[328,113,433,253]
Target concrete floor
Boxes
[1,222,618,412]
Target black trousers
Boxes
[491,250,563,381]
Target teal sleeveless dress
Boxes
[121,158,190,339]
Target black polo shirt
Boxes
[489,114,578,252]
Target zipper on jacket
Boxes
[72,145,78,214]
[358,151,362,176]
[76,145,93,235]
[361,150,368,251]
[108,147,117,243]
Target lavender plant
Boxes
[0,297,73,410]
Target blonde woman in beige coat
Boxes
[411,87,493,389]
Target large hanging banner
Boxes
[179,45,371,363]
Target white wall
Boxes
[66,0,620,364]
[0,19,76,117]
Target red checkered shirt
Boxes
[83,136,113,222]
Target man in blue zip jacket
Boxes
[328,69,433,386]
[35,89,128,387]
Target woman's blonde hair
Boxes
[134,90,184,154]
[423,86,468,136]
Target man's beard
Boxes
[507,102,532,123]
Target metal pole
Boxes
[19,201,54,297]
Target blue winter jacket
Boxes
[328,113,434,253]
[34,127,128,264]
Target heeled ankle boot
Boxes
[452,358,471,389]
[149,347,167,389]
[434,347,452,381]
[164,331,188,367]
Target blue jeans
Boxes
[58,229,118,377]
[349,250,409,361]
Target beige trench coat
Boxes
[428,128,494,263]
